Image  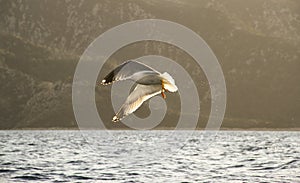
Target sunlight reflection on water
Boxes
[0,130,300,182]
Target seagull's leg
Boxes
[161,91,166,99]
[161,82,166,99]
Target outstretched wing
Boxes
[101,61,159,85]
[112,84,162,122]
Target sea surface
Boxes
[0,130,300,182]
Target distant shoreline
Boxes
[1,127,300,131]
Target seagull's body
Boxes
[101,61,178,122]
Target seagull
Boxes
[101,60,178,122]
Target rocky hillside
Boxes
[0,0,299,129]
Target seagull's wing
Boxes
[101,61,159,85]
[112,84,162,122]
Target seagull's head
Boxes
[160,72,178,93]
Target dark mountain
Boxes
[0,0,299,129]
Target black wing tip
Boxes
[101,60,149,86]
[103,71,115,84]
[102,62,127,85]
[112,116,120,122]
[100,79,111,85]
[112,114,127,122]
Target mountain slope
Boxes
[0,0,299,129]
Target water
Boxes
[0,130,300,182]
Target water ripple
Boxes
[0,130,299,182]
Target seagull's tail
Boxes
[160,72,178,92]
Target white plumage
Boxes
[101,60,178,122]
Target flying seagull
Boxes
[101,60,178,122]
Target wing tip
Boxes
[112,116,119,122]
[100,79,112,85]
[100,79,106,85]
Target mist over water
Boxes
[0,130,300,182]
